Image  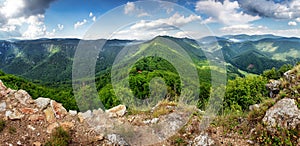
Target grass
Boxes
[0,120,5,132]
[8,127,16,134]
[45,126,71,146]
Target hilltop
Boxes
[0,64,299,145]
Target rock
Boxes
[32,142,41,146]
[0,80,7,91]
[27,125,36,131]
[7,109,24,120]
[5,110,12,117]
[193,132,215,146]
[14,90,31,105]
[81,110,92,119]
[249,104,260,111]
[143,118,159,124]
[69,110,77,116]
[263,98,300,130]
[93,134,104,142]
[47,122,59,134]
[247,139,254,144]
[34,97,50,109]
[28,114,45,121]
[106,105,126,118]
[93,108,104,115]
[50,100,67,119]
[0,102,6,112]
[43,107,56,123]
[17,141,21,145]
[19,108,38,114]
[60,122,74,131]
[107,134,129,146]
[266,80,281,98]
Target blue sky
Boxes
[0,0,300,40]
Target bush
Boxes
[45,127,71,146]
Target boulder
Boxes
[14,90,31,105]
[106,105,126,118]
[50,100,67,119]
[34,97,50,109]
[263,98,300,130]
[192,132,215,146]
[107,134,129,146]
[0,102,6,112]
[7,109,24,120]
[43,107,56,123]
[19,108,38,114]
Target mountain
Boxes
[1,34,300,89]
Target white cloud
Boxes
[195,0,260,25]
[131,13,201,30]
[124,2,135,14]
[57,24,64,30]
[124,2,150,17]
[0,0,25,18]
[288,21,297,26]
[89,12,93,17]
[92,16,96,22]
[220,24,268,35]
[113,13,202,40]
[74,19,87,29]
[22,14,47,38]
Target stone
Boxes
[19,108,38,114]
[263,98,300,130]
[0,80,7,91]
[43,107,56,123]
[69,110,77,116]
[193,132,215,146]
[27,125,36,131]
[0,102,6,112]
[60,122,74,131]
[14,90,31,105]
[28,114,45,121]
[47,122,59,134]
[32,142,41,146]
[93,134,104,141]
[107,134,129,146]
[249,104,260,111]
[81,110,92,119]
[34,97,50,109]
[8,109,24,120]
[50,100,67,119]
[106,105,126,118]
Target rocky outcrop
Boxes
[192,132,215,146]
[263,98,300,130]
[266,79,281,98]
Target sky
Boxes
[0,0,300,40]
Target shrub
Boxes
[45,126,71,146]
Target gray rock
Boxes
[34,97,50,109]
[81,110,92,119]
[0,102,6,112]
[263,98,300,130]
[107,134,129,146]
[106,105,126,118]
[249,104,260,111]
[193,132,215,146]
[69,110,77,116]
[7,109,24,120]
[14,90,31,105]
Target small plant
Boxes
[45,126,71,146]
[0,120,5,132]
[8,127,16,134]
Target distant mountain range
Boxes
[0,34,300,83]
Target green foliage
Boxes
[224,75,268,113]
[45,127,71,146]
[0,120,5,132]
[8,127,16,134]
[262,64,293,79]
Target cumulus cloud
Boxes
[124,2,150,17]
[130,13,201,30]
[57,24,64,30]
[89,12,93,17]
[239,0,300,20]
[195,0,260,25]
[92,16,96,22]
[288,21,297,26]
[74,19,87,29]
[0,0,57,39]
[113,13,202,40]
